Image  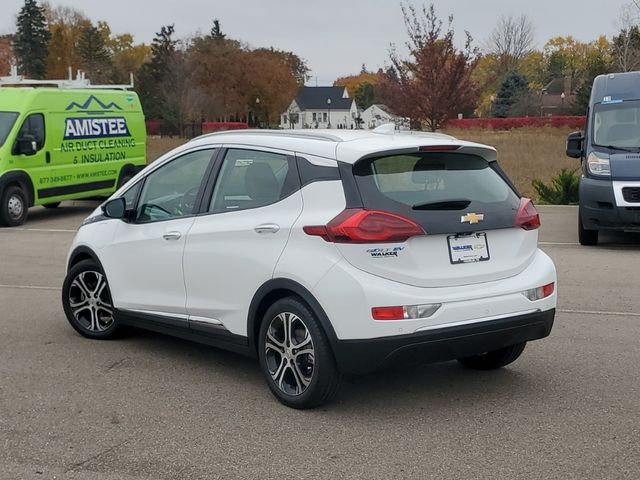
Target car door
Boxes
[183,147,303,337]
[98,147,217,323]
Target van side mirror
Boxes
[16,134,37,156]
[566,131,584,159]
[102,197,126,219]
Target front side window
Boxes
[593,100,640,149]
[209,149,297,213]
[0,112,19,147]
[13,113,45,153]
[135,149,214,223]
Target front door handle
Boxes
[163,231,182,241]
[254,223,280,234]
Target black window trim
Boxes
[12,112,46,155]
[195,145,301,218]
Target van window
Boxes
[0,112,19,147]
[15,114,46,151]
[593,101,640,149]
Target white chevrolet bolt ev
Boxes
[62,127,557,409]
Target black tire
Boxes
[0,185,28,227]
[457,342,527,370]
[578,212,598,246]
[62,259,121,340]
[258,297,341,409]
[117,167,135,189]
[43,202,61,209]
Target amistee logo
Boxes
[64,117,130,140]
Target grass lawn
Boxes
[147,127,581,201]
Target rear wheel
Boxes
[457,342,526,370]
[578,211,598,246]
[62,259,121,339]
[43,202,61,209]
[0,185,28,227]
[258,297,341,409]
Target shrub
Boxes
[444,116,586,130]
[532,168,580,204]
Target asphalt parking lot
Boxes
[0,203,639,479]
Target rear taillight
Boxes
[304,209,425,243]
[372,303,441,321]
[515,197,540,230]
[522,282,555,301]
[419,145,460,152]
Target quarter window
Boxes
[209,149,297,213]
[135,149,214,223]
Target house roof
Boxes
[295,86,354,110]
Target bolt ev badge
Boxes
[461,213,484,224]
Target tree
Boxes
[43,4,91,79]
[381,3,479,131]
[0,35,14,76]
[492,71,530,117]
[354,82,376,110]
[612,6,640,72]
[210,19,225,40]
[485,14,535,74]
[77,23,113,83]
[14,0,51,79]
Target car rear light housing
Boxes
[304,209,425,243]
[522,282,555,301]
[372,303,441,321]
[418,145,461,152]
[515,197,540,230]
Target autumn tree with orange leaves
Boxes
[380,3,479,131]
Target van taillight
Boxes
[303,209,425,243]
[514,198,540,230]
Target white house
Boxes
[361,104,410,130]
[279,86,359,129]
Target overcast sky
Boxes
[2,0,633,84]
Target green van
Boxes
[0,87,146,226]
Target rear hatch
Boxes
[334,148,538,287]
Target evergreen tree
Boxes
[14,0,51,79]
[355,82,376,110]
[492,71,529,117]
[210,20,225,41]
[77,24,113,83]
[137,25,178,127]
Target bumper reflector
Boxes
[372,303,441,321]
[522,282,555,301]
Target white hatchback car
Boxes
[62,127,557,409]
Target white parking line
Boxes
[0,228,77,233]
[0,284,60,291]
[558,308,640,317]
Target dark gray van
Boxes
[567,72,640,245]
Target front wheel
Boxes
[62,259,121,339]
[457,342,527,370]
[0,185,28,227]
[258,297,341,409]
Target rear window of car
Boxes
[352,152,520,234]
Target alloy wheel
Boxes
[68,271,114,332]
[264,312,315,396]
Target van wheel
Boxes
[62,259,120,339]
[0,185,28,227]
[258,297,341,409]
[43,202,61,209]
[457,342,527,370]
[578,211,598,246]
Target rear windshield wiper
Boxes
[412,199,471,210]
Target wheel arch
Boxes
[247,278,339,355]
[0,170,35,206]
[67,245,102,273]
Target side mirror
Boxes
[102,197,126,219]
[17,134,37,156]
[566,131,584,159]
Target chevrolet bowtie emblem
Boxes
[461,213,484,224]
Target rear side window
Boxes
[353,152,520,234]
[209,149,298,213]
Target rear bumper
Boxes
[333,309,555,375]
[580,177,640,231]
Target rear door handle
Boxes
[163,231,182,241]
[254,224,280,234]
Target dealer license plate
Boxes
[447,233,490,264]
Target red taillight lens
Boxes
[419,145,461,152]
[522,282,555,301]
[542,282,555,298]
[303,209,425,243]
[371,306,405,320]
[515,197,540,230]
